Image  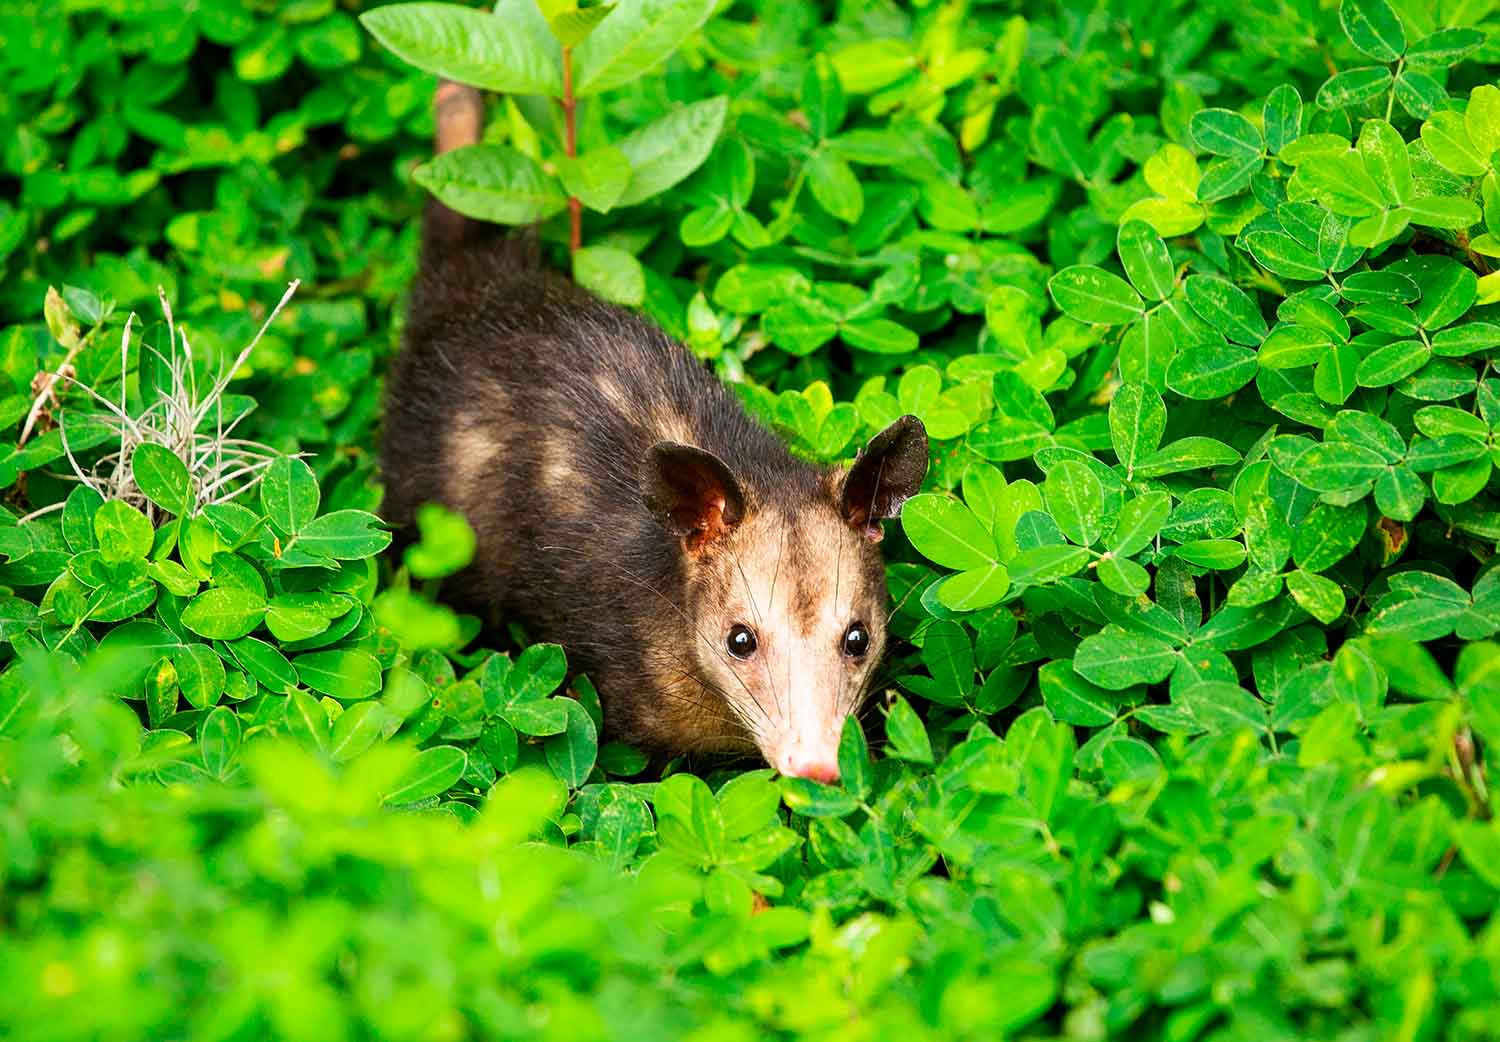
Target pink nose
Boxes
[781,756,840,785]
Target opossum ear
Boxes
[840,414,929,540]
[640,442,746,552]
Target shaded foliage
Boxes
[4,0,1500,1040]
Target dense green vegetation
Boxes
[5,0,1500,1038]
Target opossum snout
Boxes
[769,729,843,785]
[778,752,841,785]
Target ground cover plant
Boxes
[4,0,1500,1038]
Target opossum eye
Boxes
[842,623,870,658]
[726,624,758,659]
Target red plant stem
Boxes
[562,44,581,254]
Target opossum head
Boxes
[639,415,928,782]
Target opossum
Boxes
[381,82,928,782]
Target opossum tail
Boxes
[421,80,487,250]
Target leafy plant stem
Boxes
[1453,727,1492,819]
[18,313,109,448]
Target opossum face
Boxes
[640,416,928,782]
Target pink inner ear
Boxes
[676,492,730,552]
[843,499,884,542]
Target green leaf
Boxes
[404,502,475,580]
[1263,84,1303,154]
[414,145,567,225]
[360,1,561,94]
[1135,437,1241,478]
[1108,492,1171,556]
[1030,105,1090,181]
[181,587,267,640]
[919,179,979,231]
[765,296,840,355]
[1404,196,1481,231]
[1116,221,1175,301]
[1166,341,1258,399]
[830,39,917,94]
[509,643,568,703]
[1043,460,1107,547]
[885,695,932,764]
[199,705,241,776]
[261,456,320,537]
[1242,231,1324,281]
[802,53,847,139]
[94,500,154,564]
[558,145,631,213]
[1421,111,1487,177]
[1098,555,1150,596]
[615,96,729,207]
[1298,152,1386,218]
[285,689,331,752]
[1175,681,1268,734]
[1356,119,1411,205]
[919,620,973,703]
[545,699,598,787]
[1038,660,1119,726]
[1048,266,1143,325]
[1197,152,1262,204]
[295,649,382,700]
[1293,502,1366,571]
[1314,342,1359,404]
[61,484,104,553]
[228,636,298,694]
[1184,276,1267,344]
[837,715,871,800]
[1341,270,1419,304]
[1285,442,1387,491]
[841,318,918,354]
[1109,383,1166,474]
[173,643,226,709]
[385,745,467,804]
[1407,27,1484,67]
[1394,70,1445,119]
[1074,629,1178,690]
[780,777,859,817]
[501,698,570,737]
[1338,0,1405,62]
[548,5,611,47]
[573,0,716,96]
[594,791,651,866]
[807,151,863,223]
[329,701,387,763]
[681,202,732,245]
[1356,340,1430,387]
[999,541,1085,588]
[573,246,646,307]
[1316,67,1393,110]
[936,565,1011,612]
[292,510,392,561]
[1287,569,1344,623]
[1432,322,1500,356]
[1362,635,1453,699]
[131,443,192,515]
[265,593,344,643]
[1190,108,1263,157]
[1466,84,1500,156]
[901,494,998,570]
[1416,260,1476,329]
[0,596,40,641]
